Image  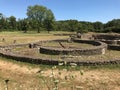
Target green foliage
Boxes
[0,8,120,33]
[0,13,8,30]
[93,21,104,32]
[55,20,92,33]
[104,19,120,33]
[43,9,55,33]
[8,16,17,30]
[27,5,55,33]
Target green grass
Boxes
[43,41,94,49]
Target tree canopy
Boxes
[26,5,55,33]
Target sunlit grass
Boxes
[0,31,69,45]
[43,41,94,49]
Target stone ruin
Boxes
[0,33,120,66]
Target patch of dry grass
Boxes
[43,41,94,49]
[0,31,69,45]
[0,58,120,90]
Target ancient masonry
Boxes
[0,33,120,66]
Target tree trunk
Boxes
[37,27,40,33]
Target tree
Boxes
[0,13,8,30]
[67,20,79,32]
[78,21,90,33]
[17,19,29,33]
[93,21,103,32]
[8,16,17,30]
[44,9,55,33]
[27,5,55,33]
[0,13,3,19]
[104,19,120,33]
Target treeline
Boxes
[0,13,54,33]
[55,19,120,33]
[0,5,120,33]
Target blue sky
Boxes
[0,0,120,23]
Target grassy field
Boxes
[0,31,120,90]
[0,31,70,45]
[42,41,95,49]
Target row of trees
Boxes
[0,5,120,33]
[56,19,120,33]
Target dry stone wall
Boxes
[39,39,107,55]
[92,34,120,51]
[0,49,120,66]
[93,34,120,40]
[0,38,119,66]
[108,45,120,50]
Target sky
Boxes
[0,0,120,23]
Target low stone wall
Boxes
[117,40,120,45]
[108,45,120,51]
[73,39,102,46]
[92,34,120,51]
[0,39,119,66]
[0,50,58,65]
[39,39,107,55]
[0,50,120,66]
[93,34,120,40]
[99,40,118,45]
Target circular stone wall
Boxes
[39,39,107,55]
[0,40,120,66]
[92,34,120,51]
[93,34,120,40]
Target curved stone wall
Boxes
[92,34,120,51]
[93,34,120,40]
[0,49,120,66]
[39,39,107,55]
[108,45,120,51]
[99,40,118,45]
[0,41,119,66]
